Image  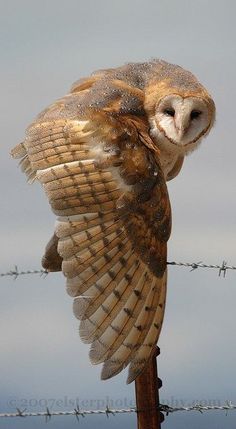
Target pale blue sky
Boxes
[1,1,236,428]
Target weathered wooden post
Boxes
[135,346,164,429]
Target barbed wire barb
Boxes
[44,407,51,423]
[74,404,85,422]
[219,260,227,277]
[16,407,26,417]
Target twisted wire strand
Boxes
[1,402,236,419]
[0,260,235,279]
[0,266,47,279]
[160,401,236,414]
[0,406,135,419]
[167,260,236,277]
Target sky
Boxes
[1,0,236,428]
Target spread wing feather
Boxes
[11,84,171,383]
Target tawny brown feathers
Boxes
[11,59,215,382]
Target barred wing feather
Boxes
[11,91,171,383]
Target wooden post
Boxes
[135,346,164,429]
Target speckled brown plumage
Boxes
[11,59,215,383]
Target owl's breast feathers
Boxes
[11,62,175,382]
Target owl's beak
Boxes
[174,113,189,138]
[175,126,186,139]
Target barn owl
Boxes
[11,60,215,383]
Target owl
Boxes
[11,60,215,383]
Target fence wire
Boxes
[1,260,235,280]
[1,260,235,422]
[1,402,236,420]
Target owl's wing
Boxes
[11,92,171,383]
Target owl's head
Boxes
[145,80,215,156]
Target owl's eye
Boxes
[163,108,175,117]
[190,110,201,120]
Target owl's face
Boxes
[151,94,213,154]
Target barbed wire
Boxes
[0,405,133,421]
[160,401,236,414]
[0,266,47,279]
[1,402,236,420]
[1,263,235,423]
[167,260,236,277]
[0,260,235,280]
